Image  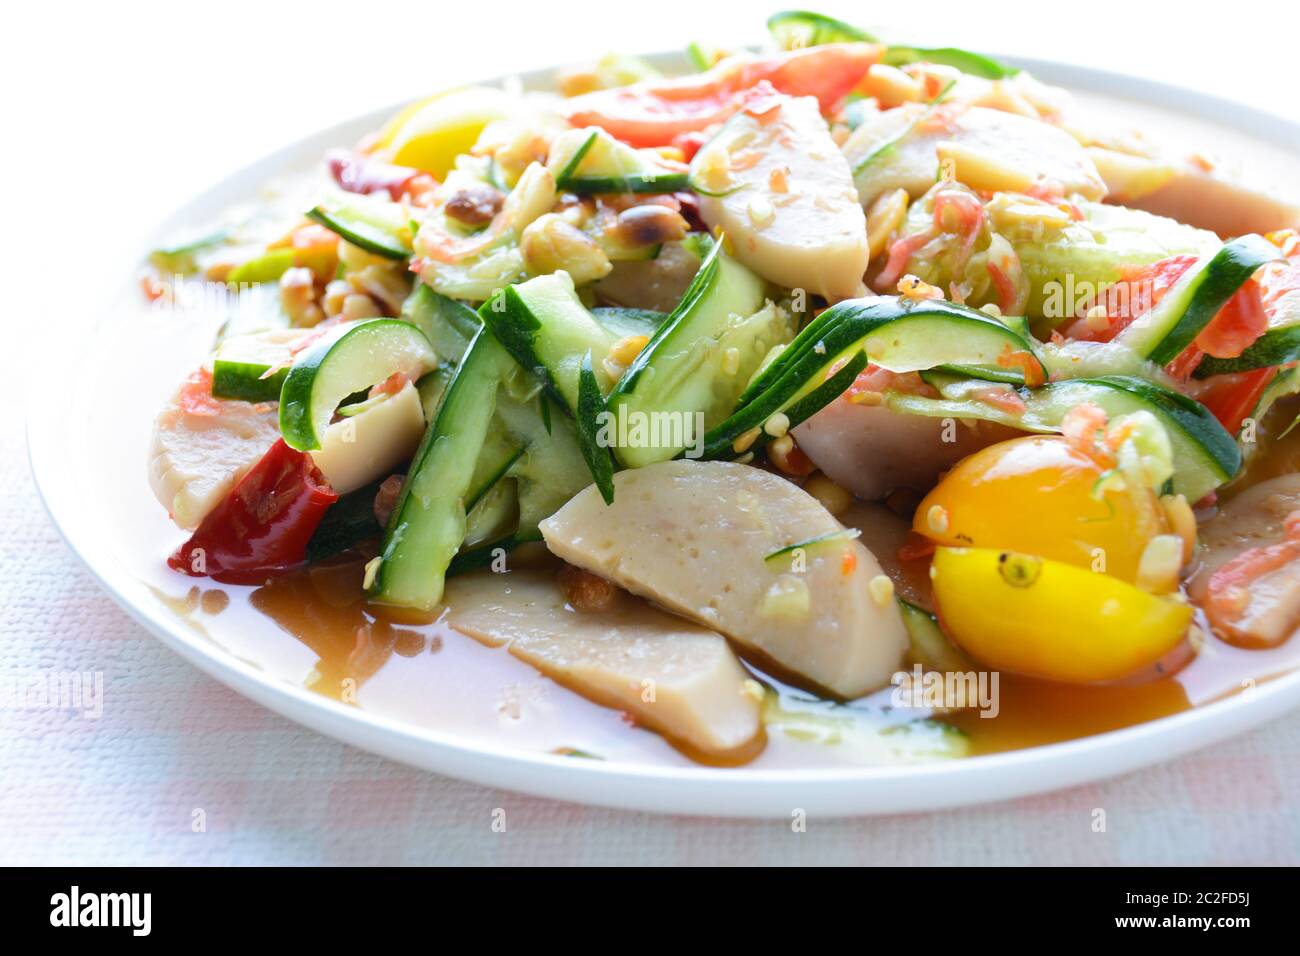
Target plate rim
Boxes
[28,51,1300,818]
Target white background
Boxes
[4,0,1299,862]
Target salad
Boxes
[145,11,1300,766]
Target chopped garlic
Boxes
[747,195,775,229]
[363,556,382,591]
[1136,534,1184,594]
[868,574,895,607]
[761,574,811,622]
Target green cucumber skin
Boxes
[576,352,616,504]
[446,530,543,578]
[890,374,1240,501]
[555,128,688,195]
[278,318,435,451]
[559,173,690,195]
[369,327,514,612]
[476,283,616,507]
[767,10,1011,78]
[710,296,1043,459]
[882,46,1017,79]
[466,436,525,514]
[555,130,599,184]
[604,239,773,467]
[479,287,568,409]
[766,10,875,44]
[1133,235,1279,366]
[463,476,520,548]
[606,240,722,400]
[306,205,410,261]
[591,307,667,339]
[1075,376,1240,488]
[400,283,481,365]
[306,479,385,564]
[1195,325,1300,377]
[478,280,612,415]
[211,360,287,403]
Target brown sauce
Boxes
[123,395,1300,769]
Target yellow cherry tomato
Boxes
[378,86,516,178]
[931,547,1192,683]
[915,435,1166,584]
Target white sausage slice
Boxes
[539,460,907,698]
[696,95,869,301]
[444,568,763,760]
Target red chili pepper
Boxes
[168,439,338,584]
[326,148,423,200]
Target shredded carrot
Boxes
[996,345,1045,387]
[372,371,410,397]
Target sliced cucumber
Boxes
[369,326,515,612]
[307,194,413,260]
[399,282,481,365]
[479,272,616,413]
[1195,323,1300,377]
[466,419,525,513]
[464,477,520,549]
[986,201,1217,320]
[279,319,436,451]
[1114,234,1279,365]
[446,529,543,577]
[306,479,385,563]
[887,373,1240,501]
[767,10,875,48]
[882,46,1017,79]
[494,393,592,534]
[764,528,861,563]
[711,296,1043,459]
[551,127,689,195]
[591,306,667,339]
[576,352,615,502]
[211,360,287,403]
[898,599,975,673]
[479,274,618,495]
[415,365,454,420]
[686,41,723,72]
[604,240,774,467]
[766,10,1012,77]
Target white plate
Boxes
[29,52,1300,817]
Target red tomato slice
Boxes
[1194,278,1268,359]
[561,43,881,147]
[1197,367,1276,434]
